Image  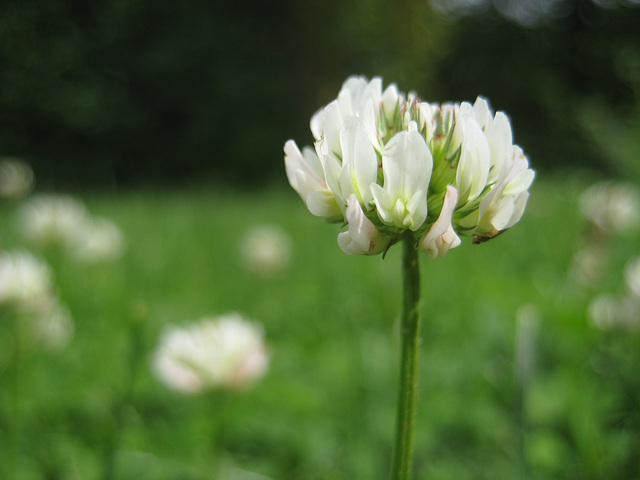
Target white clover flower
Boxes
[624,256,640,299]
[285,75,535,256]
[569,245,608,286]
[0,157,34,199]
[240,224,292,277]
[588,293,640,331]
[152,313,269,394]
[588,294,620,330]
[579,181,640,234]
[18,194,127,263]
[0,250,53,310]
[69,217,127,264]
[27,298,74,351]
[18,194,89,248]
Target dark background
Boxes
[1,0,639,190]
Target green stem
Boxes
[390,235,422,480]
[6,309,25,480]
[101,315,144,480]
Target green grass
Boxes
[1,174,640,480]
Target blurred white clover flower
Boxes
[69,217,127,263]
[579,181,640,234]
[624,256,640,299]
[588,293,640,331]
[0,157,34,199]
[240,224,292,278]
[18,194,89,248]
[569,245,608,287]
[152,313,269,394]
[588,294,620,330]
[0,249,53,310]
[285,76,535,257]
[587,256,640,331]
[18,194,127,263]
[26,298,75,351]
[0,249,74,350]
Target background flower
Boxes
[0,249,53,310]
[0,158,34,200]
[152,313,270,394]
[240,224,292,278]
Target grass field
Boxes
[1,173,640,480]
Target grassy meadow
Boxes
[1,173,640,480]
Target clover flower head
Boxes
[18,194,89,248]
[27,298,75,351]
[589,293,640,331]
[284,76,535,256]
[579,181,640,234]
[0,157,34,199]
[240,224,292,277]
[70,217,127,264]
[18,194,127,263]
[152,313,269,394]
[625,256,640,299]
[0,249,53,309]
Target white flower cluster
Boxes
[0,249,52,307]
[18,194,126,263]
[589,257,640,331]
[0,250,74,350]
[240,224,292,278]
[0,157,34,199]
[152,313,270,394]
[570,181,640,287]
[579,181,640,234]
[285,76,535,257]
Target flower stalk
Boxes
[390,234,422,480]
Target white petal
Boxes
[362,100,383,153]
[337,194,388,255]
[455,115,490,203]
[307,191,341,217]
[318,101,343,156]
[472,97,492,129]
[284,140,325,199]
[321,153,346,210]
[485,111,513,183]
[419,186,461,258]
[487,195,515,231]
[339,117,378,206]
[504,167,535,197]
[382,84,401,125]
[370,183,394,225]
[504,191,530,229]
[310,107,324,140]
[373,130,432,230]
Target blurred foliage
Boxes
[1,176,640,479]
[1,0,640,189]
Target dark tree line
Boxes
[1,0,638,189]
